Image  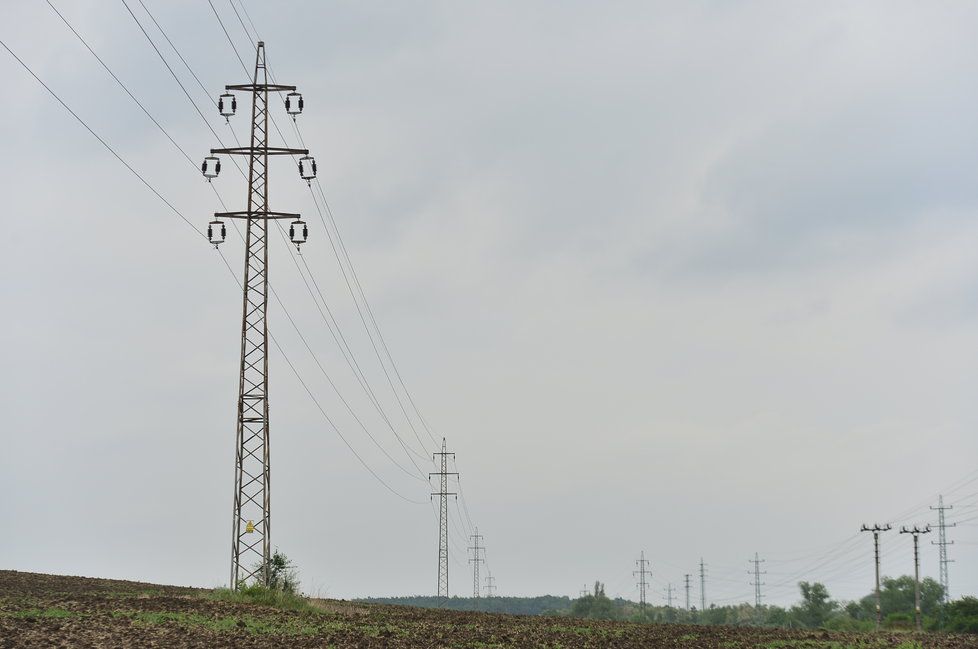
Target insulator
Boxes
[289,218,307,247]
[286,91,303,117]
[202,156,220,181]
[219,92,236,118]
[208,219,226,246]
[299,155,316,182]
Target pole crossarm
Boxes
[214,211,300,220]
[211,146,308,156]
[226,83,296,92]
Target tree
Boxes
[569,581,617,620]
[945,597,978,634]
[252,550,299,593]
[791,582,836,628]
[856,576,943,620]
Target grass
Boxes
[3,607,78,619]
[207,584,319,614]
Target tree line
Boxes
[362,577,978,633]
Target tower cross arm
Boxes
[226,83,296,92]
[211,146,309,156]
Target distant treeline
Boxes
[356,595,571,616]
[358,577,978,634]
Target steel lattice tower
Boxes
[430,438,457,597]
[931,495,955,602]
[633,551,651,612]
[684,574,691,611]
[749,552,766,608]
[209,42,310,588]
[699,558,707,611]
[484,572,496,598]
[469,527,485,598]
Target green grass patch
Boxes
[207,585,319,614]
[3,607,78,619]
[113,609,335,636]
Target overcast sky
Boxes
[2,0,978,607]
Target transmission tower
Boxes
[208,41,312,589]
[469,527,485,598]
[684,573,691,611]
[633,551,652,611]
[860,523,892,631]
[484,572,497,598]
[666,582,675,608]
[931,495,955,602]
[430,438,457,597]
[699,558,708,611]
[900,525,932,632]
[749,552,766,608]
[580,585,590,598]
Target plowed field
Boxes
[1,570,975,648]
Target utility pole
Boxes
[861,523,892,631]
[749,552,766,608]
[430,438,457,597]
[484,572,496,598]
[469,527,485,598]
[209,41,312,589]
[684,573,691,611]
[931,495,955,603]
[699,558,708,611]
[901,525,932,632]
[633,551,652,612]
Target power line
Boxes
[0,36,201,238]
[2,33,426,514]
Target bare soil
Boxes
[1,570,975,648]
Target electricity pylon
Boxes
[684,573,691,611]
[749,553,766,608]
[211,41,310,589]
[861,523,892,631]
[665,582,675,608]
[430,438,457,597]
[699,558,708,611]
[634,551,652,612]
[484,572,496,598]
[900,525,932,632]
[469,527,485,598]
[931,495,955,603]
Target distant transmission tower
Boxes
[430,439,457,597]
[205,41,313,589]
[749,553,766,608]
[469,527,485,598]
[666,582,675,608]
[484,572,497,598]
[900,525,932,632]
[684,574,691,611]
[699,558,708,611]
[860,523,892,631]
[633,551,652,611]
[580,585,590,598]
[931,495,955,602]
